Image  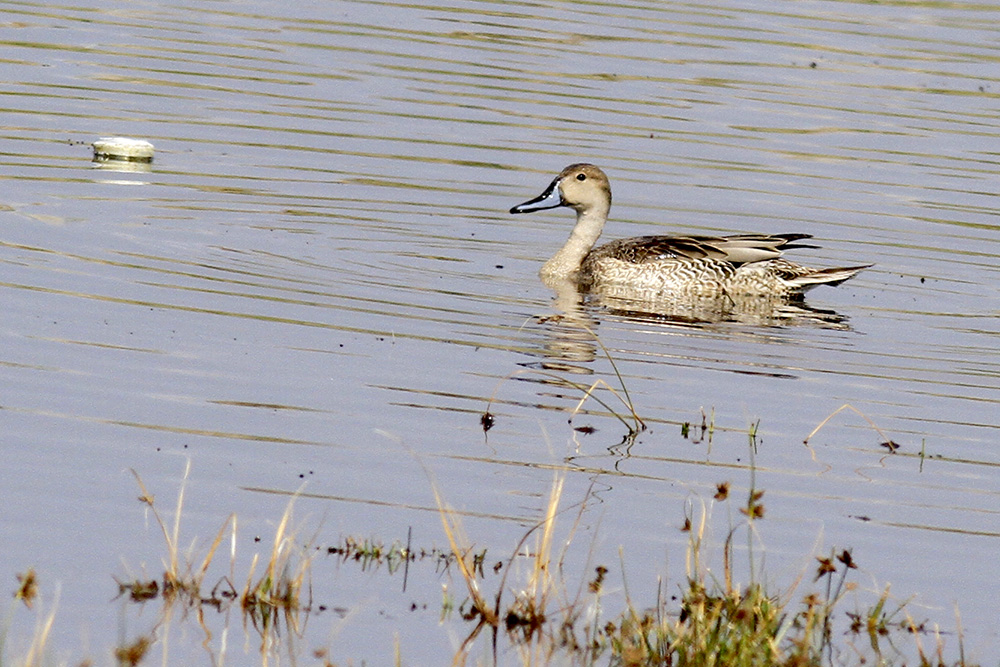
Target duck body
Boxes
[577,233,865,296]
[510,163,870,297]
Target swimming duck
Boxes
[510,163,870,296]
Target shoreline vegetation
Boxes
[0,343,976,666]
[2,455,976,667]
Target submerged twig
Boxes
[803,403,895,447]
[483,319,645,439]
[578,322,645,433]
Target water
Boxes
[1,0,998,663]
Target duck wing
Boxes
[592,233,816,266]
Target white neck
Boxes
[539,204,609,280]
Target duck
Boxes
[510,163,870,296]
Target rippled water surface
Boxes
[2,0,998,663]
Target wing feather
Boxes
[590,233,816,266]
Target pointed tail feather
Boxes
[772,233,820,251]
[790,264,872,290]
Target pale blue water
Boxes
[1,0,998,664]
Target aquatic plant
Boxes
[429,428,974,667]
[0,452,978,667]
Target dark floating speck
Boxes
[480,412,495,432]
[880,440,900,453]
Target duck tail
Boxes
[790,264,873,289]
[773,233,820,251]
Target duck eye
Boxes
[576,173,586,181]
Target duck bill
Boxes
[510,178,563,214]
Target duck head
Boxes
[510,163,612,215]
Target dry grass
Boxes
[431,468,587,667]
[431,456,975,667]
[128,462,235,604]
[1,455,977,667]
[124,464,313,660]
[7,599,58,667]
[240,492,314,638]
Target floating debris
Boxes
[880,440,900,453]
[480,412,494,432]
[15,568,38,608]
[92,137,154,163]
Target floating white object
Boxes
[92,137,155,162]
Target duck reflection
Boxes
[581,279,852,328]
[534,275,855,369]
